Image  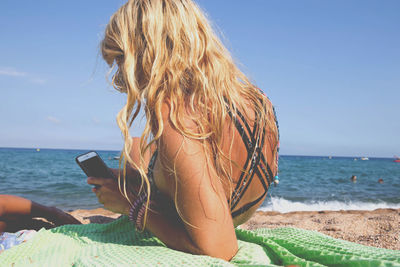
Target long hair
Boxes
[101,0,279,228]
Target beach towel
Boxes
[0,216,399,266]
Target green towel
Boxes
[1,216,399,266]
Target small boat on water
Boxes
[360,157,369,161]
[394,156,400,163]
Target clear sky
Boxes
[1,0,399,157]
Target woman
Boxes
[88,0,279,261]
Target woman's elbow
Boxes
[195,241,238,261]
[215,245,238,261]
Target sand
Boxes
[68,208,400,251]
[241,209,400,250]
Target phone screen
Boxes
[76,151,115,178]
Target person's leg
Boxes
[0,221,6,232]
[0,195,80,232]
[0,216,54,232]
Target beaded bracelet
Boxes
[128,192,147,224]
[135,198,155,231]
[135,202,147,230]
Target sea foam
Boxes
[259,196,400,213]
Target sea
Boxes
[1,147,399,213]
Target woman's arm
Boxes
[89,104,238,261]
[88,138,238,260]
[88,107,237,260]
[88,173,237,261]
[153,105,238,260]
[87,174,202,251]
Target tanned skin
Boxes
[88,100,277,261]
[0,195,81,232]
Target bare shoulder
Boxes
[160,100,199,131]
[158,101,204,165]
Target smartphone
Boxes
[75,151,115,179]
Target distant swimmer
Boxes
[378,178,384,184]
[273,175,280,187]
[350,175,357,182]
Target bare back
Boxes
[151,95,278,227]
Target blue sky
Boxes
[1,0,399,157]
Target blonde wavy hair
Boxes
[101,0,279,228]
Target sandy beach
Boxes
[241,209,400,251]
[68,208,399,251]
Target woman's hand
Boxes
[87,176,132,215]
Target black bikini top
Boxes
[227,104,278,218]
[147,97,279,218]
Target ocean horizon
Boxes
[1,146,396,159]
[1,147,399,213]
